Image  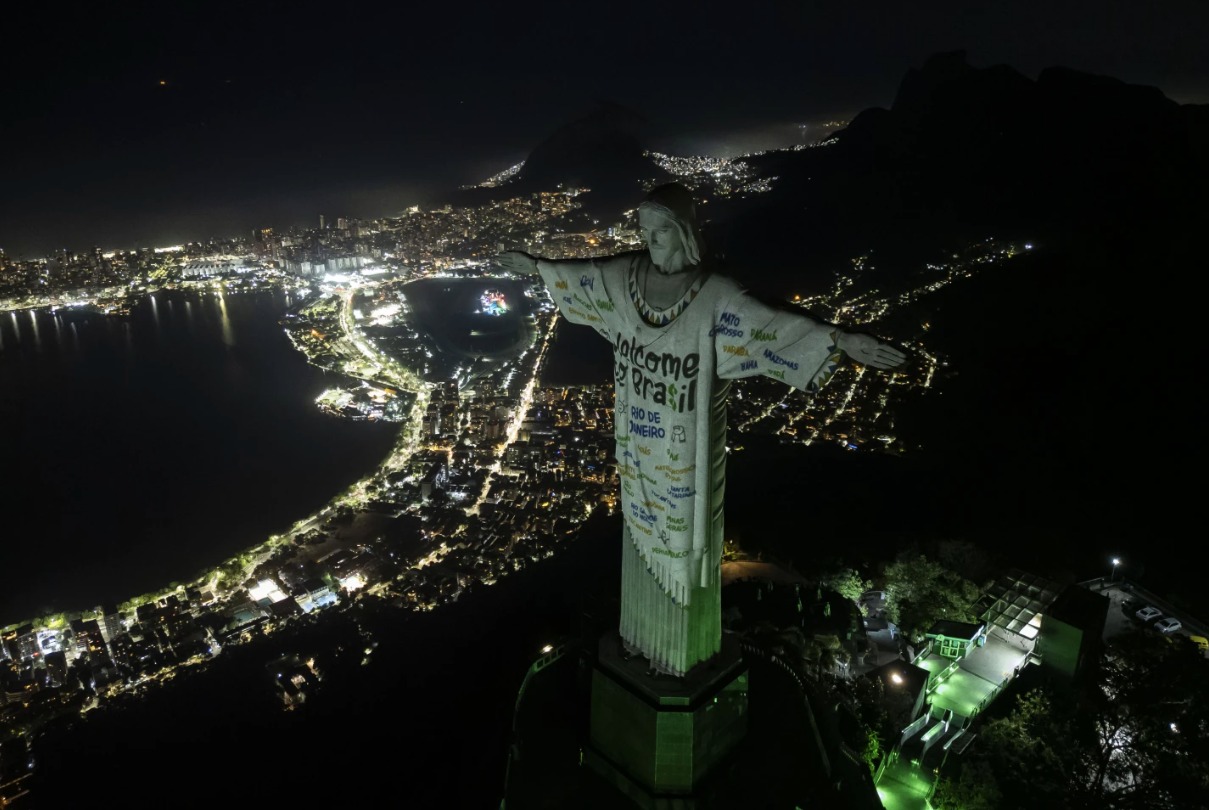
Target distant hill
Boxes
[445,101,669,220]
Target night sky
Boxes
[3,0,1208,257]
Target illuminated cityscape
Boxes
[3,10,1209,803]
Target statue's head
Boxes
[638,183,704,273]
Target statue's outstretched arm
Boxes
[495,250,620,335]
[835,331,908,370]
[715,288,909,393]
[494,250,539,275]
[493,249,632,276]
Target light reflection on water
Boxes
[0,289,259,355]
[216,292,235,347]
[29,309,41,350]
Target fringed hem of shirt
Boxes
[620,529,721,677]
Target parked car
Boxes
[1189,635,1208,655]
[1155,617,1183,634]
[1121,597,1145,616]
[1136,605,1163,622]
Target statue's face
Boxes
[639,207,686,273]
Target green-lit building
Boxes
[1037,583,1110,685]
[923,620,986,661]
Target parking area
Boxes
[1087,578,1209,655]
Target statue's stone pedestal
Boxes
[584,633,748,808]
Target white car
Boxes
[1136,606,1163,622]
[1155,617,1183,634]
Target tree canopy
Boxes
[881,553,984,643]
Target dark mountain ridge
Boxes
[720,50,1209,293]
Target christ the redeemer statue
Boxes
[495,183,906,678]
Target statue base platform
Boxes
[583,632,748,807]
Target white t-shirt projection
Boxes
[538,251,843,607]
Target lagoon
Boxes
[0,289,400,624]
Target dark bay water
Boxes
[0,290,400,625]
[540,319,613,386]
[401,278,532,358]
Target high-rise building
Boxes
[44,650,68,687]
[70,618,107,659]
[319,214,326,230]
[13,629,39,663]
[97,606,124,646]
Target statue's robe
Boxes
[537,251,842,675]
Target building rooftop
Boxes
[976,568,1064,640]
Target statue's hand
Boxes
[837,332,907,370]
[494,250,538,275]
